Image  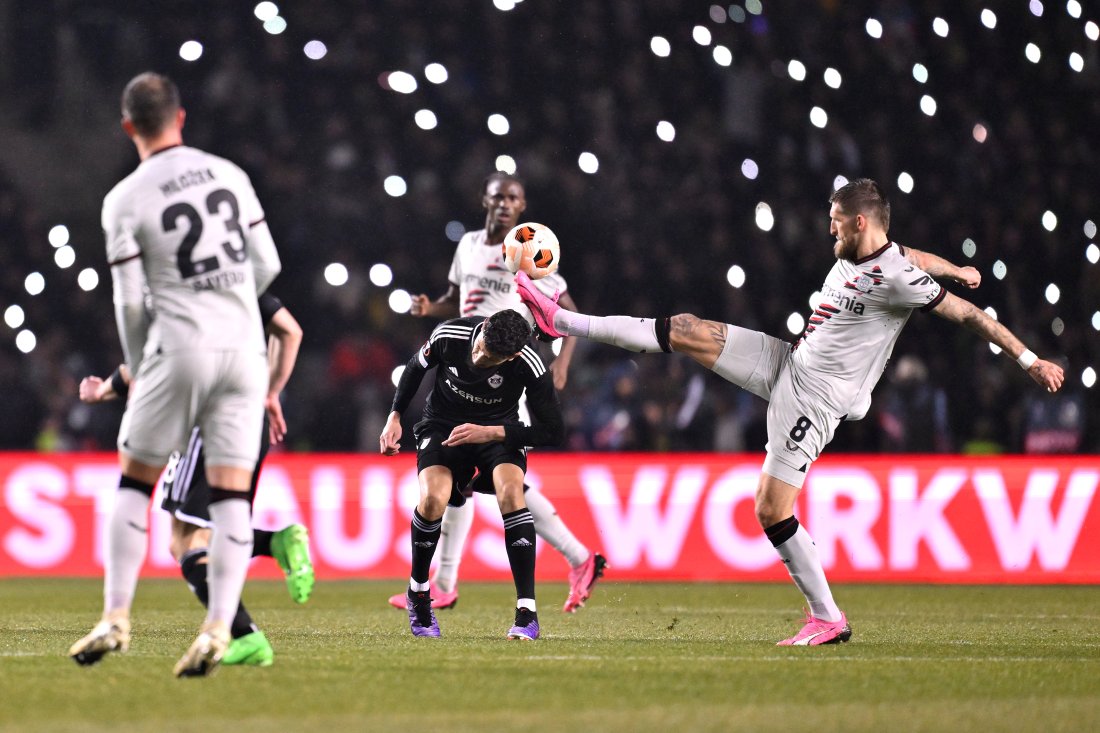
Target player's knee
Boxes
[419,491,449,521]
[495,481,526,513]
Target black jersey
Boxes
[391,317,563,449]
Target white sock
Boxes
[525,487,589,568]
[557,313,661,353]
[206,498,253,626]
[434,502,475,592]
[774,525,842,622]
[103,488,150,614]
[517,598,537,612]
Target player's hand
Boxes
[409,294,430,317]
[265,393,288,443]
[956,266,981,289]
[380,414,403,455]
[79,376,111,403]
[442,423,504,446]
[1029,358,1065,393]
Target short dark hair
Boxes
[830,178,890,231]
[121,72,180,137]
[481,171,524,197]
[483,310,531,357]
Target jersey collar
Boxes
[854,241,892,265]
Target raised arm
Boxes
[905,247,980,288]
[409,283,461,319]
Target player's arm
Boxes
[931,291,1064,392]
[111,257,150,376]
[264,306,303,443]
[380,349,432,455]
[904,247,980,288]
[506,375,565,448]
[79,365,132,403]
[550,290,580,390]
[410,283,461,319]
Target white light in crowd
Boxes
[920,95,937,116]
[578,152,599,174]
[1083,367,1097,389]
[383,175,407,197]
[745,0,762,14]
[388,289,413,313]
[973,123,988,143]
[25,272,44,295]
[787,59,807,81]
[713,45,733,66]
[1086,21,1099,41]
[656,120,676,141]
[981,9,998,28]
[487,114,510,135]
[729,5,746,23]
[495,154,516,174]
[1030,0,1044,16]
[992,260,1007,279]
[445,221,465,242]
[808,291,822,309]
[551,339,562,357]
[1085,219,1097,238]
[1069,52,1084,72]
[1026,43,1041,63]
[324,263,348,286]
[833,174,849,190]
[865,18,883,39]
[1051,317,1065,336]
[1093,311,1100,330]
[414,109,437,130]
[727,265,746,288]
[1045,283,1060,304]
[492,0,516,11]
[912,63,929,83]
[984,306,998,320]
[1042,210,1058,231]
[1067,0,1082,19]
[741,158,759,180]
[263,16,287,35]
[755,202,774,232]
[254,2,278,21]
[650,36,671,57]
[823,67,842,89]
[391,365,405,388]
[424,63,449,84]
[786,312,805,335]
[693,25,712,45]
[387,71,418,94]
[710,5,726,23]
[16,330,35,354]
[48,225,69,247]
[810,106,828,128]
[179,41,203,61]
[77,268,99,291]
[4,305,24,328]
[54,245,75,269]
[1086,243,1099,263]
[369,263,393,287]
[897,172,914,193]
[303,41,327,60]
[989,342,1003,355]
[933,17,949,37]
[962,238,977,258]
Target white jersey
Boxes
[102,145,281,368]
[447,228,567,317]
[790,242,944,421]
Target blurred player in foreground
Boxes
[516,178,1064,646]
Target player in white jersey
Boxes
[516,178,1064,645]
[398,172,605,614]
[68,72,282,677]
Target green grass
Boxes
[1,579,1098,733]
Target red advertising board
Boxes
[1,452,1097,583]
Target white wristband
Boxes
[1016,349,1037,370]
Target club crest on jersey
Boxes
[854,274,874,292]
[488,374,503,389]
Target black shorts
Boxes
[159,418,270,527]
[414,419,527,492]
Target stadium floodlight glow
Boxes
[578,152,599,174]
[1026,43,1042,63]
[728,5,746,23]
[920,94,937,116]
[1045,283,1060,304]
[754,202,774,232]
[824,67,842,89]
[745,0,763,14]
[1051,317,1065,336]
[973,123,988,143]
[424,63,448,84]
[24,272,44,296]
[369,263,393,287]
[897,172,914,193]
[386,71,418,94]
[984,306,998,320]
[263,16,287,35]
[1067,0,1082,19]
[383,175,407,197]
[495,154,516,174]
[1042,210,1058,231]
[1069,52,1084,72]
[981,9,997,28]
[988,342,1003,355]
[254,2,278,21]
[551,339,562,357]
[710,5,726,23]
[912,63,929,84]
[1087,21,1099,41]
[54,245,75,269]
[179,41,203,61]
[833,174,849,190]
[15,330,35,354]
[650,36,671,57]
[492,0,516,11]
[727,265,746,288]
[786,312,805,335]
[388,289,413,313]
[414,109,438,130]
[865,18,883,39]
[933,17,949,37]
[962,238,977,258]
[1083,366,1097,389]
[1030,0,1044,16]
[1093,311,1100,330]
[1084,220,1096,238]
[324,263,349,287]
[391,365,405,388]
[809,106,828,128]
[304,41,327,60]
[741,158,759,180]
[48,224,69,248]
[808,291,822,309]
[656,121,676,142]
[693,25,712,46]
[4,305,24,328]
[787,59,807,81]
[1087,243,1100,263]
[487,113,510,135]
[992,260,1007,279]
[713,45,733,66]
[445,221,465,242]
[77,268,99,291]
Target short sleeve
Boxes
[889,266,945,311]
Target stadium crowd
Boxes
[0,0,1095,455]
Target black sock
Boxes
[252,529,274,558]
[502,507,536,601]
[410,509,442,584]
[180,549,257,639]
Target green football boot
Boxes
[271,524,315,604]
[222,630,274,667]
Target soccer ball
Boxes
[502,222,560,280]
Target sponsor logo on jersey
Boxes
[488,374,503,389]
[908,275,935,286]
[444,378,505,405]
[822,283,866,315]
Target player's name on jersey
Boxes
[159,167,218,197]
[190,268,245,292]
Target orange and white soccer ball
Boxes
[502,222,560,280]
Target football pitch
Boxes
[1,579,1098,733]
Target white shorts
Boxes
[118,348,267,470]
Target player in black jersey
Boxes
[380,309,563,640]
